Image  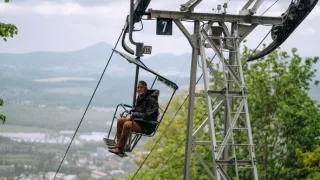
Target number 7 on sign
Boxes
[156,18,172,35]
[162,21,167,33]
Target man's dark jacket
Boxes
[131,90,159,134]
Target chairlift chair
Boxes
[104,50,179,157]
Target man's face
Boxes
[137,83,146,96]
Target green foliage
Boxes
[1,0,18,124]
[0,98,5,124]
[128,46,320,180]
[0,22,18,41]
[243,47,320,179]
[297,146,320,178]
[1,0,18,41]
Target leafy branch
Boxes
[1,0,18,41]
[0,99,5,124]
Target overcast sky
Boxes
[0,0,319,58]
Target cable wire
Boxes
[175,54,191,82]
[259,0,280,17]
[131,54,216,180]
[244,29,271,65]
[53,24,126,179]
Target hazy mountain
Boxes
[0,42,195,109]
[0,42,319,135]
[0,42,319,108]
[0,42,112,66]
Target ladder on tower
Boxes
[191,23,259,179]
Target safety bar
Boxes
[107,103,133,139]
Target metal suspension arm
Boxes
[122,21,135,55]
[129,0,139,47]
[121,0,151,56]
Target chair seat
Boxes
[131,118,158,136]
[133,118,159,125]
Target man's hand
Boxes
[130,112,134,120]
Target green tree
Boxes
[244,47,320,179]
[0,0,18,124]
[0,98,5,123]
[127,46,320,180]
[1,0,18,41]
[297,147,320,179]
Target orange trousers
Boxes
[116,118,142,149]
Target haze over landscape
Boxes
[0,42,206,179]
[0,41,319,179]
[1,0,320,179]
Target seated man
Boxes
[108,80,159,154]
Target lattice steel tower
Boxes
[121,0,300,179]
[146,0,283,179]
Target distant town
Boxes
[0,130,141,180]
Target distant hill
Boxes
[0,42,319,132]
[0,42,194,83]
[0,42,194,108]
[0,42,113,67]
[0,42,319,109]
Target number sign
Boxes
[156,18,172,35]
[143,46,152,54]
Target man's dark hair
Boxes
[138,80,148,88]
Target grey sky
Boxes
[0,0,319,58]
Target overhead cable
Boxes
[53,24,127,179]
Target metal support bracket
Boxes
[240,0,264,15]
[174,20,198,48]
[180,0,203,12]
[238,24,258,42]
